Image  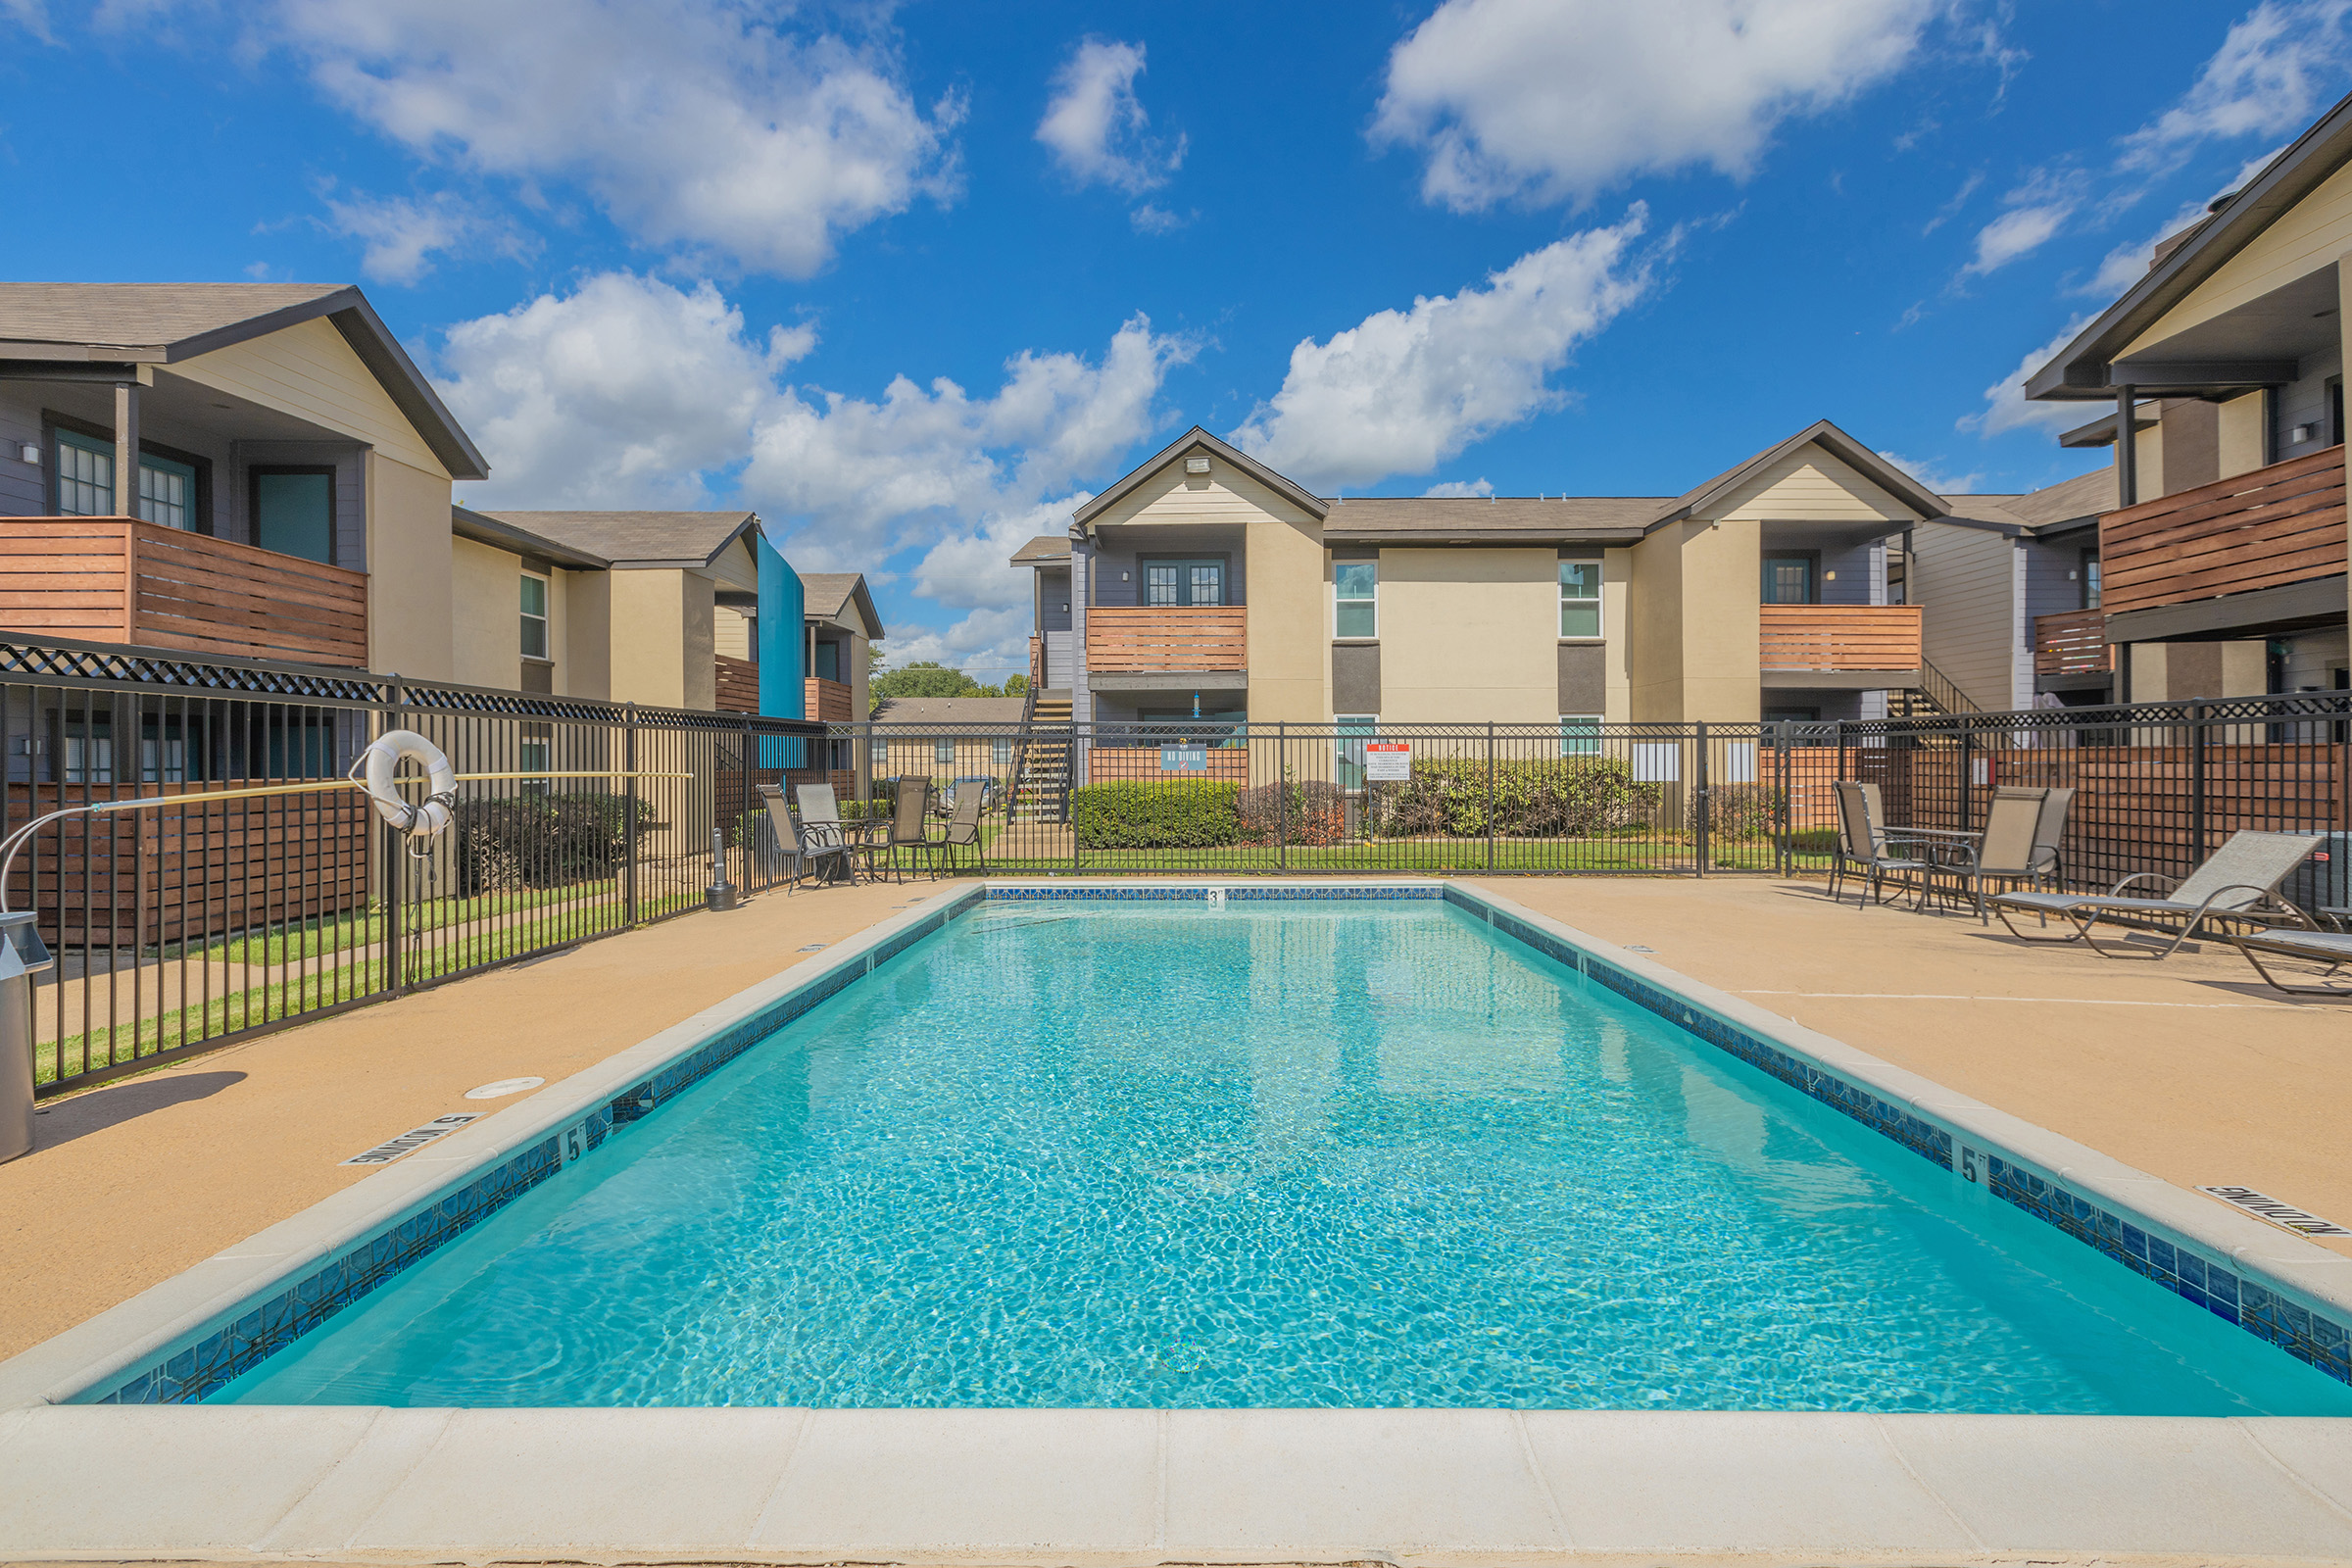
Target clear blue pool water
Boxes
[214,899,2352,1412]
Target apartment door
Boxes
[1760,556,1817,605]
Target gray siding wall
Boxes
[2022,539,2082,621]
[0,386,47,514]
[1817,542,1880,606]
[1086,547,1247,609]
[2276,345,2342,463]
[1914,521,2021,713]
[1039,568,1071,632]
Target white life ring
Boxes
[354,729,457,839]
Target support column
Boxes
[113,381,139,520]
[2114,383,2138,509]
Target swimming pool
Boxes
[202,892,2352,1414]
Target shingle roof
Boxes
[1933,469,2116,536]
[1011,534,1071,564]
[0,281,488,480]
[870,695,1027,725]
[474,511,757,567]
[1321,496,1663,545]
[801,571,885,639]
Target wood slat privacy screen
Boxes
[804,675,855,722]
[2099,446,2346,617]
[1085,606,1248,672]
[2033,608,2113,676]
[0,517,368,667]
[713,653,760,713]
[1756,604,1922,671]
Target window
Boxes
[1558,714,1600,757]
[518,736,551,793]
[871,737,889,764]
[1761,556,1815,605]
[138,454,196,530]
[993,737,1012,764]
[54,430,113,515]
[1335,713,1376,789]
[2080,549,2102,611]
[520,574,550,660]
[1335,561,1377,638]
[934,739,954,763]
[1143,557,1225,606]
[252,467,335,564]
[1558,559,1600,638]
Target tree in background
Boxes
[1004,673,1029,697]
[869,660,1027,713]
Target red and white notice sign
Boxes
[1364,742,1412,781]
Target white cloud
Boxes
[1372,0,1940,210]
[435,271,812,509]
[2076,198,2214,297]
[318,187,528,284]
[1961,169,2088,275]
[1,0,55,43]
[268,0,958,276]
[2119,0,2352,173]
[1876,450,1984,495]
[1232,210,1655,491]
[1422,477,1494,497]
[1959,314,2098,438]
[1037,38,1184,195]
[1130,203,1187,235]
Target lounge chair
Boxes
[1935,787,2058,923]
[1828,780,1936,909]
[756,783,850,893]
[879,774,934,882]
[2224,926,2352,998]
[1990,829,2323,957]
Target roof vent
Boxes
[1185,456,1210,474]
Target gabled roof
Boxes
[1322,496,1659,546]
[1649,419,1950,528]
[1928,468,2117,538]
[474,510,759,569]
[869,695,1026,725]
[1073,425,1328,526]
[451,506,612,569]
[1011,534,1071,565]
[802,572,885,639]
[2026,88,2352,401]
[0,282,488,480]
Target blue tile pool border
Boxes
[66,878,2352,1404]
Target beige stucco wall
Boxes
[2218,392,2268,478]
[566,571,613,701]
[1627,525,1686,720]
[174,318,447,476]
[1373,548,1557,723]
[451,536,521,690]
[1626,520,1761,722]
[1600,547,1632,721]
[604,570,717,711]
[364,453,455,681]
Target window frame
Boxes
[1334,560,1378,641]
[1335,712,1377,789]
[934,738,954,764]
[249,465,339,565]
[1557,713,1601,758]
[2079,548,2102,612]
[519,571,552,662]
[52,428,114,517]
[1139,554,1229,608]
[1760,552,1820,606]
[137,452,198,531]
[1558,557,1602,640]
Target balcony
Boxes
[714,654,759,712]
[1758,604,1923,675]
[805,675,854,722]
[2034,608,2114,678]
[2101,447,2345,630]
[1085,606,1247,672]
[0,516,368,667]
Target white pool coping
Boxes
[2,876,2349,1564]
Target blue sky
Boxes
[4,0,2346,678]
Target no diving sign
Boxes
[1365,742,1411,782]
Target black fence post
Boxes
[2190,700,2210,869]
[1958,724,1975,838]
[1775,720,1792,876]
[623,703,640,927]
[1277,722,1289,873]
[1485,723,1496,873]
[381,676,403,999]
[1693,720,1710,877]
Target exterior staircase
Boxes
[1008,689,1075,822]
[1890,658,1984,721]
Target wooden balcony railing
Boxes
[714,653,759,712]
[2033,608,2114,677]
[2101,445,2346,616]
[1757,604,1922,671]
[1085,606,1247,672]
[0,516,368,666]
[805,675,854,721]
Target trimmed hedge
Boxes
[1071,781,1241,849]
[1237,779,1348,847]
[1373,756,1660,839]
[452,796,657,894]
[1705,782,1786,840]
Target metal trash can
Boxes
[0,910,55,1164]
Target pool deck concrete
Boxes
[4,872,2352,1566]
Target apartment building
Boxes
[2024,89,2352,705]
[1913,469,2118,712]
[1014,422,1954,755]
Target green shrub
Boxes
[1237,779,1349,846]
[1704,782,1786,840]
[1373,756,1661,838]
[1070,781,1241,849]
[452,795,658,894]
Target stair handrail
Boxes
[1005,680,1043,820]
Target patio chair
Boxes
[1935,787,2058,923]
[795,782,880,884]
[879,774,936,883]
[755,783,849,894]
[2223,926,2352,999]
[2031,787,2077,888]
[1989,829,2324,958]
[932,783,987,874]
[1828,780,1935,909]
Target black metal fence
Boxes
[5,638,820,1097]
